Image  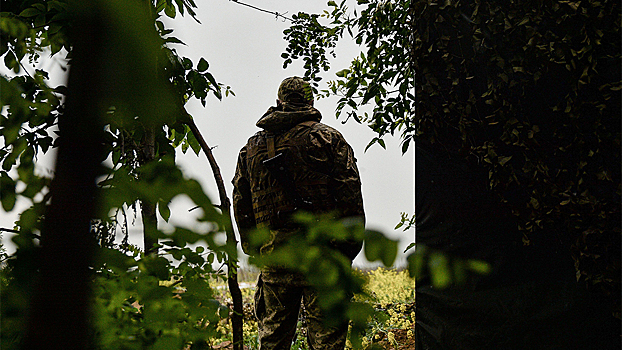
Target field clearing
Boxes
[210,267,416,350]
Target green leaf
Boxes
[164,36,185,45]
[364,230,398,266]
[143,256,171,280]
[95,245,136,270]
[156,20,165,31]
[158,200,171,222]
[182,57,193,70]
[2,124,20,145]
[401,139,411,154]
[185,251,205,265]
[197,57,209,72]
[204,71,218,88]
[429,251,451,289]
[4,51,18,72]
[164,3,176,18]
[468,259,491,275]
[498,156,512,165]
[407,247,425,279]
[364,137,379,152]
[174,0,185,16]
[336,68,349,77]
[0,173,16,211]
[18,207,39,231]
[3,138,27,171]
[171,227,203,246]
[186,130,201,155]
[192,75,208,96]
[19,8,41,17]
[34,14,46,28]
[378,138,386,149]
[32,3,46,11]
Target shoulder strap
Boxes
[266,134,276,158]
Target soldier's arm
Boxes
[329,133,365,224]
[330,133,365,260]
[232,146,256,256]
[307,124,365,222]
[309,125,365,260]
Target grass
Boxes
[209,267,416,350]
[353,268,416,350]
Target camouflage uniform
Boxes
[232,77,364,350]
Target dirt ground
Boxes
[375,329,415,350]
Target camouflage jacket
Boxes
[232,103,364,282]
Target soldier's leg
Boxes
[302,288,348,350]
[255,275,304,350]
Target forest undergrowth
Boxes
[209,267,416,350]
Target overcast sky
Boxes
[1,0,413,267]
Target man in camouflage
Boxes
[232,77,365,350]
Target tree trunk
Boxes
[22,6,104,349]
[141,125,158,254]
[141,0,159,255]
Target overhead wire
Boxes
[229,0,292,21]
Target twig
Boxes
[0,228,20,234]
[13,50,34,79]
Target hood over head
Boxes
[278,76,313,104]
[256,102,322,133]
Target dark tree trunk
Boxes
[21,6,104,349]
[141,125,158,254]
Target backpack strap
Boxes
[266,134,276,158]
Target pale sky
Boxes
[1,1,413,267]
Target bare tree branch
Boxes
[0,228,20,234]
[185,115,245,350]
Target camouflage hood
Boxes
[256,102,322,133]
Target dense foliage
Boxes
[1,0,231,240]
[1,1,403,348]
[283,0,415,152]
[411,0,620,314]
[1,0,237,347]
[284,0,620,317]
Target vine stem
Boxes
[185,116,244,350]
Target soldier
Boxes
[232,76,364,350]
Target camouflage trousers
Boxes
[254,275,348,350]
